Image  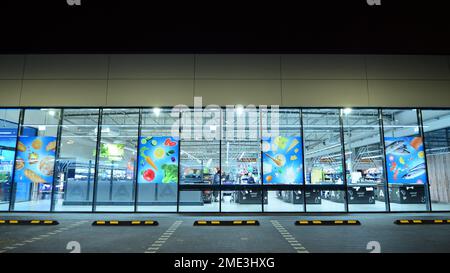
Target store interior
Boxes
[1,107,450,212]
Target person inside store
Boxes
[247,172,256,184]
[221,170,229,182]
[212,168,221,202]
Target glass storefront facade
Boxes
[2,106,450,213]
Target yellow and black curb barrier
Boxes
[295,220,361,226]
[0,220,58,225]
[194,220,259,226]
[92,220,158,226]
[395,219,450,225]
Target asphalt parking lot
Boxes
[1,213,450,253]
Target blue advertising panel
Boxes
[137,136,179,184]
[385,136,427,185]
[262,136,303,184]
[0,128,18,148]
[13,136,57,201]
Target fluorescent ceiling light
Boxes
[153,107,161,116]
[343,108,353,115]
[236,105,244,116]
[361,155,383,160]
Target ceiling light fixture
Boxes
[236,105,244,116]
[343,108,353,115]
[153,107,161,116]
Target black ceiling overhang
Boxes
[2,0,450,54]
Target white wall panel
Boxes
[367,55,450,80]
[195,54,280,79]
[0,80,22,106]
[282,80,368,107]
[109,54,194,79]
[107,80,194,106]
[368,80,450,107]
[282,54,366,79]
[195,80,281,106]
[21,80,107,106]
[0,55,25,79]
[24,54,109,79]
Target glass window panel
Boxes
[179,108,220,212]
[303,109,345,212]
[342,109,387,212]
[382,109,428,211]
[137,108,179,212]
[95,109,138,212]
[221,106,262,212]
[307,189,347,212]
[262,108,304,212]
[53,109,99,211]
[0,109,20,211]
[264,190,304,212]
[422,110,450,211]
[13,109,61,211]
[179,189,220,212]
[221,189,263,212]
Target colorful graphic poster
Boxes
[137,136,179,184]
[262,136,303,184]
[14,136,57,186]
[385,136,427,184]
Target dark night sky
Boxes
[2,0,450,53]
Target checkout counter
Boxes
[221,173,268,204]
[388,183,426,204]
[277,190,321,204]
[323,183,377,204]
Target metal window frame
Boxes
[417,109,433,212]
[2,105,450,214]
[8,108,24,212]
[50,108,64,211]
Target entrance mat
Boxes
[0,220,58,225]
[295,220,360,225]
[194,220,259,226]
[395,219,450,225]
[92,220,158,226]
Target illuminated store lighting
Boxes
[343,108,353,115]
[153,107,161,116]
